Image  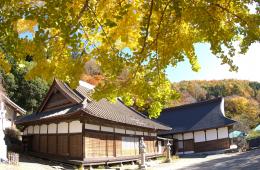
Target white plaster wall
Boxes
[206,129,217,141]
[3,119,12,129]
[69,121,82,133]
[48,123,57,134]
[151,133,157,137]
[85,123,100,131]
[178,141,183,148]
[126,130,135,135]
[136,131,143,136]
[58,122,68,134]
[194,131,205,143]
[40,124,47,134]
[158,141,162,154]
[184,132,193,140]
[33,125,39,134]
[1,103,13,129]
[143,132,148,136]
[218,127,228,139]
[28,126,33,134]
[101,126,113,133]
[115,128,125,134]
[173,134,183,140]
[23,128,28,135]
[184,151,194,154]
[4,106,14,129]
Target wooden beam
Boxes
[56,123,58,155]
[82,121,85,159]
[192,131,195,153]
[68,121,70,157]
[47,124,49,153]
[39,125,41,152]
[182,133,184,154]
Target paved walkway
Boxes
[148,149,260,170]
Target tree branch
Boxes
[140,0,154,54]
[213,3,248,25]
[76,0,89,23]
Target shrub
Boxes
[4,128,22,152]
[246,131,260,140]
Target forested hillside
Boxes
[170,80,260,131]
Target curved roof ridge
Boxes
[54,78,83,102]
[163,97,223,111]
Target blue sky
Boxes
[166,43,260,83]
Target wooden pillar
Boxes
[216,128,219,139]
[228,126,231,146]
[82,121,85,159]
[47,124,49,153]
[192,131,195,152]
[38,125,41,152]
[68,121,70,157]
[182,133,184,154]
[56,123,58,155]
[172,134,176,154]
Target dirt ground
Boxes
[0,149,260,170]
[0,154,75,170]
[148,149,260,170]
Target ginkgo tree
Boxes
[0,0,259,118]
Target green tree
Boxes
[249,82,260,98]
[0,0,259,117]
[1,64,49,114]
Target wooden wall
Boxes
[194,138,230,152]
[172,126,232,154]
[27,133,82,158]
[24,120,159,160]
[85,131,158,159]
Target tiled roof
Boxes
[16,80,171,130]
[16,104,82,124]
[2,94,26,115]
[74,85,93,101]
[83,99,170,130]
[157,98,236,134]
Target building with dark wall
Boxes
[157,98,236,154]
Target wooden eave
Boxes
[159,124,235,136]
[18,109,84,126]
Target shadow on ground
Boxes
[178,149,260,170]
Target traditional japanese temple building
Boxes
[16,79,171,166]
[157,98,236,154]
